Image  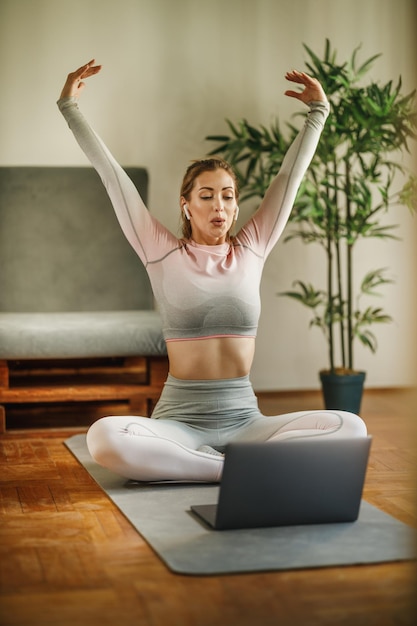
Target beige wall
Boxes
[1,0,415,390]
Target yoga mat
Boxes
[65,434,416,576]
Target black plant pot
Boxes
[319,370,366,415]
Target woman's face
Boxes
[182,169,238,245]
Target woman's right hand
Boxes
[59,59,102,99]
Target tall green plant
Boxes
[206,40,417,373]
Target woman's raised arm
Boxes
[237,71,329,259]
[57,60,175,266]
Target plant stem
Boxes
[345,158,354,370]
[333,155,346,369]
[326,164,335,372]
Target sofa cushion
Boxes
[0,166,153,312]
[0,311,167,359]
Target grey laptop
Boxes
[191,436,372,530]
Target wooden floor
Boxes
[0,388,416,626]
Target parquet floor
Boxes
[0,388,416,626]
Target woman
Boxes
[58,60,367,483]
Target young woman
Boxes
[58,60,367,482]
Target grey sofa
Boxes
[0,166,168,432]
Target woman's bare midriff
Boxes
[166,336,256,380]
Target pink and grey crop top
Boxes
[58,96,329,342]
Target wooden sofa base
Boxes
[0,356,169,433]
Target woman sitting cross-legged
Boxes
[57,60,367,483]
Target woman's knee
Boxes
[264,409,367,442]
[86,416,119,464]
[295,409,367,438]
[86,415,148,465]
[336,410,367,437]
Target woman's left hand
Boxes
[59,59,102,100]
[284,70,327,104]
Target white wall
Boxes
[1,0,416,390]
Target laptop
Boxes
[191,436,372,530]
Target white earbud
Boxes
[235,206,240,220]
[183,204,191,220]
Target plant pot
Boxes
[319,370,366,415]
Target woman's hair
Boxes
[179,157,239,240]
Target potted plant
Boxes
[206,40,417,413]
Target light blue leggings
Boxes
[86,375,367,483]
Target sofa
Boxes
[0,166,168,432]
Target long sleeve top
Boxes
[58,97,329,342]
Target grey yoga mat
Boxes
[65,434,416,576]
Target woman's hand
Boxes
[59,59,102,99]
[284,70,327,104]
